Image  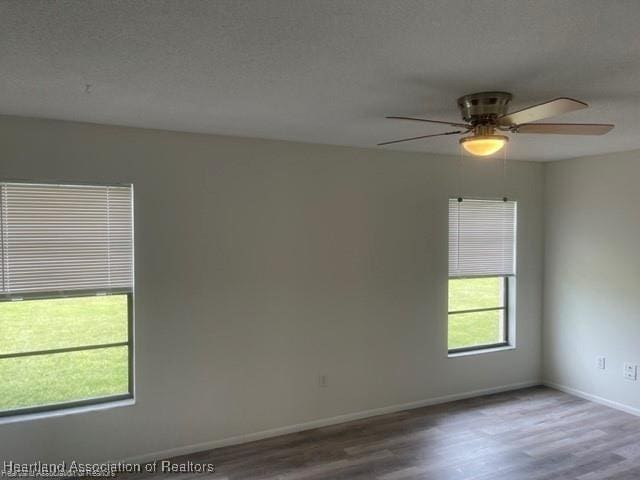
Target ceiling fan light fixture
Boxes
[380,92,613,151]
[459,134,509,156]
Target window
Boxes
[448,198,516,354]
[0,182,133,416]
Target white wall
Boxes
[0,115,544,462]
[543,150,640,413]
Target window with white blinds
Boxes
[448,198,516,278]
[0,182,133,297]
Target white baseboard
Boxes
[544,380,640,417]
[122,380,540,464]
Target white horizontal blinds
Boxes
[0,182,133,295]
[448,198,516,278]
[0,186,5,292]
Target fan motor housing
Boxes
[457,91,512,124]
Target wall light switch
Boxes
[623,363,637,381]
[597,356,606,370]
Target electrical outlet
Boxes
[597,356,606,370]
[318,373,329,388]
[623,363,637,381]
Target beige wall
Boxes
[0,115,544,462]
[543,150,640,413]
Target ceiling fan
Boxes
[378,92,614,156]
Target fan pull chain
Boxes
[458,143,465,198]
[502,141,508,202]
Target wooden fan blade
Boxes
[377,130,462,146]
[386,116,470,128]
[515,123,614,135]
[499,98,588,126]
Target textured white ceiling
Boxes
[1,0,639,160]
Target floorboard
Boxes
[121,387,640,479]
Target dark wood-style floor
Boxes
[125,387,640,479]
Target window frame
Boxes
[0,179,135,418]
[447,275,511,354]
[0,290,134,417]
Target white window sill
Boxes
[0,398,135,425]
[448,345,515,358]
